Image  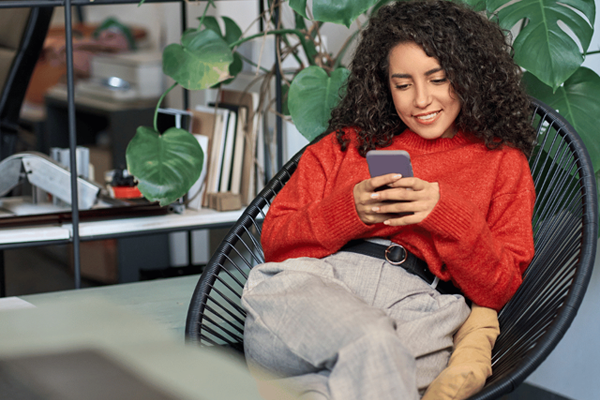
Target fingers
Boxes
[386,176,424,190]
[354,174,403,225]
[354,175,439,226]
[373,180,440,225]
[369,173,404,191]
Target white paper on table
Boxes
[0,297,36,311]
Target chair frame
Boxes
[186,97,597,399]
[0,6,53,159]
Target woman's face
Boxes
[388,42,461,140]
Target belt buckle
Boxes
[385,244,407,265]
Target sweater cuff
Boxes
[314,182,372,245]
[420,183,480,240]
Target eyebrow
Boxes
[390,67,444,79]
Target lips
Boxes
[414,111,441,124]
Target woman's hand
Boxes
[353,173,440,226]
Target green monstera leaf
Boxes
[290,0,381,27]
[523,67,600,173]
[489,0,595,90]
[126,126,204,206]
[162,28,233,90]
[199,15,243,45]
[199,16,243,86]
[288,66,350,141]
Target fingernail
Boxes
[394,174,402,179]
[383,220,391,225]
[372,206,380,212]
[371,193,379,199]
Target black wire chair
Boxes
[185,98,598,399]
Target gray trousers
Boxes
[241,251,471,400]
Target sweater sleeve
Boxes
[261,136,373,262]
[419,153,536,311]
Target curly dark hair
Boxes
[328,0,536,157]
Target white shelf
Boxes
[64,208,245,239]
[0,225,70,245]
[0,207,245,246]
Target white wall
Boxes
[581,1,600,75]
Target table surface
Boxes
[0,295,268,399]
[19,274,201,338]
[0,276,294,400]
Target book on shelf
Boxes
[189,89,262,210]
[219,107,237,193]
[194,104,229,206]
[209,102,248,195]
[186,134,209,210]
[189,107,217,208]
[218,89,261,206]
[230,107,247,195]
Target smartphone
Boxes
[366,150,414,215]
[366,150,413,178]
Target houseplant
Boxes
[127,0,600,211]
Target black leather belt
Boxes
[340,240,461,296]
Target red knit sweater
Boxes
[262,128,535,311]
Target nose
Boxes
[414,83,432,108]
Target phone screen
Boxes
[366,150,413,178]
[366,150,414,215]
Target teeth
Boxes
[417,112,439,121]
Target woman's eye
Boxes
[432,78,448,84]
[395,84,410,90]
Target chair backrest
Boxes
[0,5,53,160]
[185,98,597,399]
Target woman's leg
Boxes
[367,261,471,391]
[242,255,421,400]
[242,252,470,399]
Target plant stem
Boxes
[238,53,272,73]
[197,0,215,29]
[584,50,600,56]
[154,82,178,132]
[229,29,313,63]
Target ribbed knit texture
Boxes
[261,128,535,310]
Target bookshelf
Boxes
[0,0,270,293]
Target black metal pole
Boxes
[64,0,82,289]
[274,0,283,172]
[181,0,189,110]
[259,0,264,32]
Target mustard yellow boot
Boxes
[421,304,500,400]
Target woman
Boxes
[242,1,536,398]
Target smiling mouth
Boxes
[415,111,440,121]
